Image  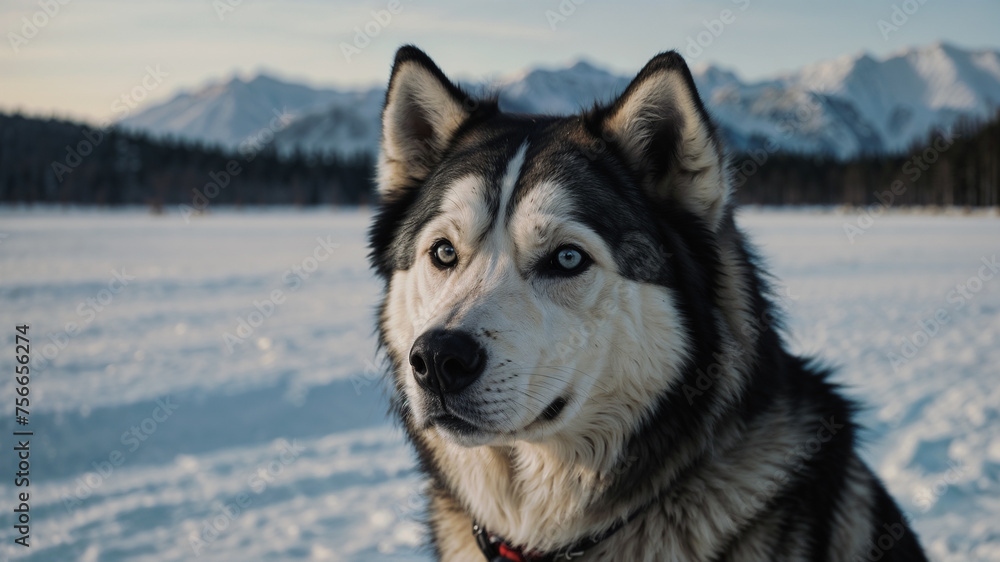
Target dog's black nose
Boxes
[409,330,486,394]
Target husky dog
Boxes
[368,46,928,561]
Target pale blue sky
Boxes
[2,0,999,124]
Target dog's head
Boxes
[369,46,732,449]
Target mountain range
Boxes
[120,42,1000,160]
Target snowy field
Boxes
[0,206,998,561]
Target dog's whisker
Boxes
[520,368,616,394]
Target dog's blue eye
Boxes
[557,248,582,270]
[547,246,589,275]
[431,240,457,268]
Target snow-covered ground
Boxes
[0,207,997,561]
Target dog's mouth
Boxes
[520,396,569,433]
[536,396,568,423]
[428,396,569,439]
[429,412,482,435]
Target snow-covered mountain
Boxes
[268,61,632,158]
[118,74,349,150]
[265,88,384,158]
[778,42,1000,154]
[123,42,1000,159]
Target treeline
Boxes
[1,111,998,208]
[0,113,375,208]
[732,112,1000,207]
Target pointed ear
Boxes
[590,51,730,229]
[377,46,476,199]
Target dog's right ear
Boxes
[588,51,730,230]
[378,46,475,199]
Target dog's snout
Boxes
[409,330,486,394]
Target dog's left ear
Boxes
[378,46,476,199]
[590,51,730,229]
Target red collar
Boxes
[496,541,548,562]
[473,521,612,562]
